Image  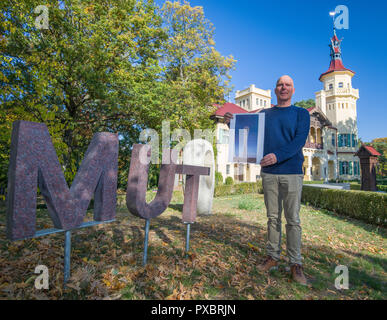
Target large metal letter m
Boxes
[6,121,118,240]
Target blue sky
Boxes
[157,0,387,142]
[234,114,259,159]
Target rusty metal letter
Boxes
[176,165,210,223]
[126,144,210,222]
[6,121,118,240]
[126,144,177,220]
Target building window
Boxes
[264,100,266,107]
[340,161,350,175]
[338,82,343,88]
[256,98,259,105]
[226,164,230,174]
[329,84,333,90]
[351,134,357,147]
[354,161,360,175]
[338,134,357,147]
[218,128,229,144]
[332,133,335,146]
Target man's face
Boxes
[275,76,295,102]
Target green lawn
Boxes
[0,193,386,300]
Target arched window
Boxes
[317,128,322,144]
[310,127,316,144]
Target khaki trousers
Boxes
[261,172,304,265]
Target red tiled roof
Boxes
[319,59,355,80]
[213,102,248,116]
[248,108,264,113]
[364,146,381,156]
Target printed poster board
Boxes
[228,113,265,164]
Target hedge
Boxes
[350,183,361,190]
[303,181,325,184]
[350,182,387,192]
[214,181,263,197]
[378,185,387,192]
[215,172,223,186]
[301,186,387,226]
[225,177,234,185]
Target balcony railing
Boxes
[325,88,359,98]
[304,141,324,149]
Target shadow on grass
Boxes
[303,204,387,239]
[0,201,386,300]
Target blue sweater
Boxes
[260,105,310,174]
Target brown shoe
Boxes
[257,256,278,272]
[290,264,307,286]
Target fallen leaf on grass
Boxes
[247,242,259,251]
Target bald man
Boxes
[257,75,310,286]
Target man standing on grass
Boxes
[257,75,310,285]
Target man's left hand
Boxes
[260,153,277,167]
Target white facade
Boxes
[235,84,271,111]
[311,70,360,181]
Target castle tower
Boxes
[315,28,360,180]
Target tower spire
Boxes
[319,28,354,81]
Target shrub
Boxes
[349,183,387,192]
[350,183,361,190]
[214,181,263,197]
[303,180,325,184]
[301,186,387,226]
[225,177,234,185]
[378,185,387,192]
[215,171,223,186]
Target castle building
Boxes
[212,29,360,182]
[307,28,360,181]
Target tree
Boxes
[158,0,236,134]
[294,99,315,109]
[370,138,387,177]
[1,0,166,183]
[0,0,235,189]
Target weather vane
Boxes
[329,10,337,33]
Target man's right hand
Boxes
[224,112,233,124]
